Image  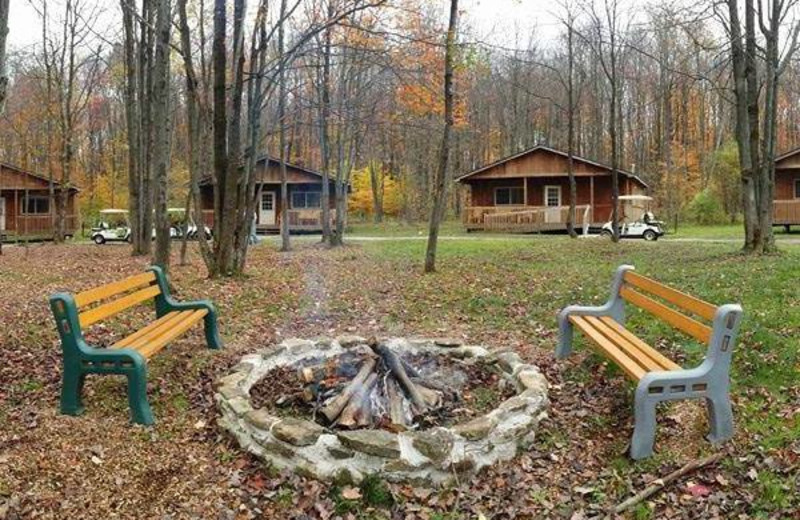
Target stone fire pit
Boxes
[215,336,549,486]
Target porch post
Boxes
[590,175,595,223]
[523,177,528,206]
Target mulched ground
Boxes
[249,351,515,429]
[0,241,796,519]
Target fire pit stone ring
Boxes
[215,336,549,486]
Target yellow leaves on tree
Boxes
[348,162,402,218]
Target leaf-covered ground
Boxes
[0,236,797,519]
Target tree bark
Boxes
[151,0,172,271]
[278,0,291,252]
[424,0,458,273]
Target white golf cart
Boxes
[601,195,665,241]
[168,207,211,240]
[91,209,131,244]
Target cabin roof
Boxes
[775,146,800,168]
[0,162,80,191]
[199,155,325,185]
[455,144,648,188]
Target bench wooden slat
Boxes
[137,309,208,359]
[79,285,162,328]
[569,315,647,380]
[121,310,196,351]
[624,271,717,321]
[75,272,157,308]
[620,286,712,344]
[583,316,668,372]
[598,316,682,371]
[112,311,182,349]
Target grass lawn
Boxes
[0,237,797,519]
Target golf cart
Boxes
[91,209,131,244]
[168,207,211,240]
[601,195,664,241]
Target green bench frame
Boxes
[49,266,222,425]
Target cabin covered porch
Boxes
[461,175,617,233]
[0,189,79,240]
[201,182,341,234]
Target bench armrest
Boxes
[556,264,634,358]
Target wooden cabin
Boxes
[774,148,800,230]
[456,145,648,232]
[0,163,79,240]
[200,156,341,233]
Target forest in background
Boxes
[0,0,798,245]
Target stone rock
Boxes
[214,372,245,391]
[281,338,315,351]
[498,396,529,413]
[434,337,463,348]
[314,337,333,349]
[453,416,495,440]
[516,368,548,394]
[451,346,490,359]
[245,409,279,431]
[496,351,523,373]
[231,361,256,375]
[226,397,253,417]
[336,335,366,348]
[261,345,286,359]
[412,429,454,464]
[272,418,324,446]
[338,430,400,459]
[326,445,355,460]
[258,440,296,458]
[218,384,247,401]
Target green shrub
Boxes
[684,189,727,225]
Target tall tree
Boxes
[0,0,8,255]
[151,0,172,270]
[424,0,458,273]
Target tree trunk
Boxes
[151,0,172,271]
[319,0,334,244]
[566,17,577,238]
[424,0,458,273]
[0,0,7,254]
[278,0,291,252]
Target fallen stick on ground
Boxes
[612,452,725,514]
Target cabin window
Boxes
[494,187,524,205]
[544,185,562,207]
[22,195,50,215]
[291,191,321,209]
[795,179,800,198]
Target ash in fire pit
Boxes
[216,336,549,486]
[249,338,515,431]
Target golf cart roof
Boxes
[167,207,186,213]
[618,195,654,202]
[99,209,129,214]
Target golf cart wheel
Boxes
[600,229,613,239]
[643,229,657,241]
[93,235,106,245]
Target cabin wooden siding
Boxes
[0,163,79,237]
[199,159,340,232]
[458,146,647,231]
[774,149,800,226]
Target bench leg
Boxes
[705,393,734,444]
[203,310,223,350]
[630,396,657,460]
[60,366,86,416]
[127,366,154,425]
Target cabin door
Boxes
[0,197,5,231]
[260,191,276,225]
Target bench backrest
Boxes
[74,271,163,328]
[620,271,716,344]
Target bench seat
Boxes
[569,315,681,380]
[112,308,209,359]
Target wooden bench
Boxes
[556,265,743,459]
[49,267,222,425]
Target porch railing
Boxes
[200,208,341,230]
[774,200,800,224]
[466,205,592,232]
[5,215,79,237]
